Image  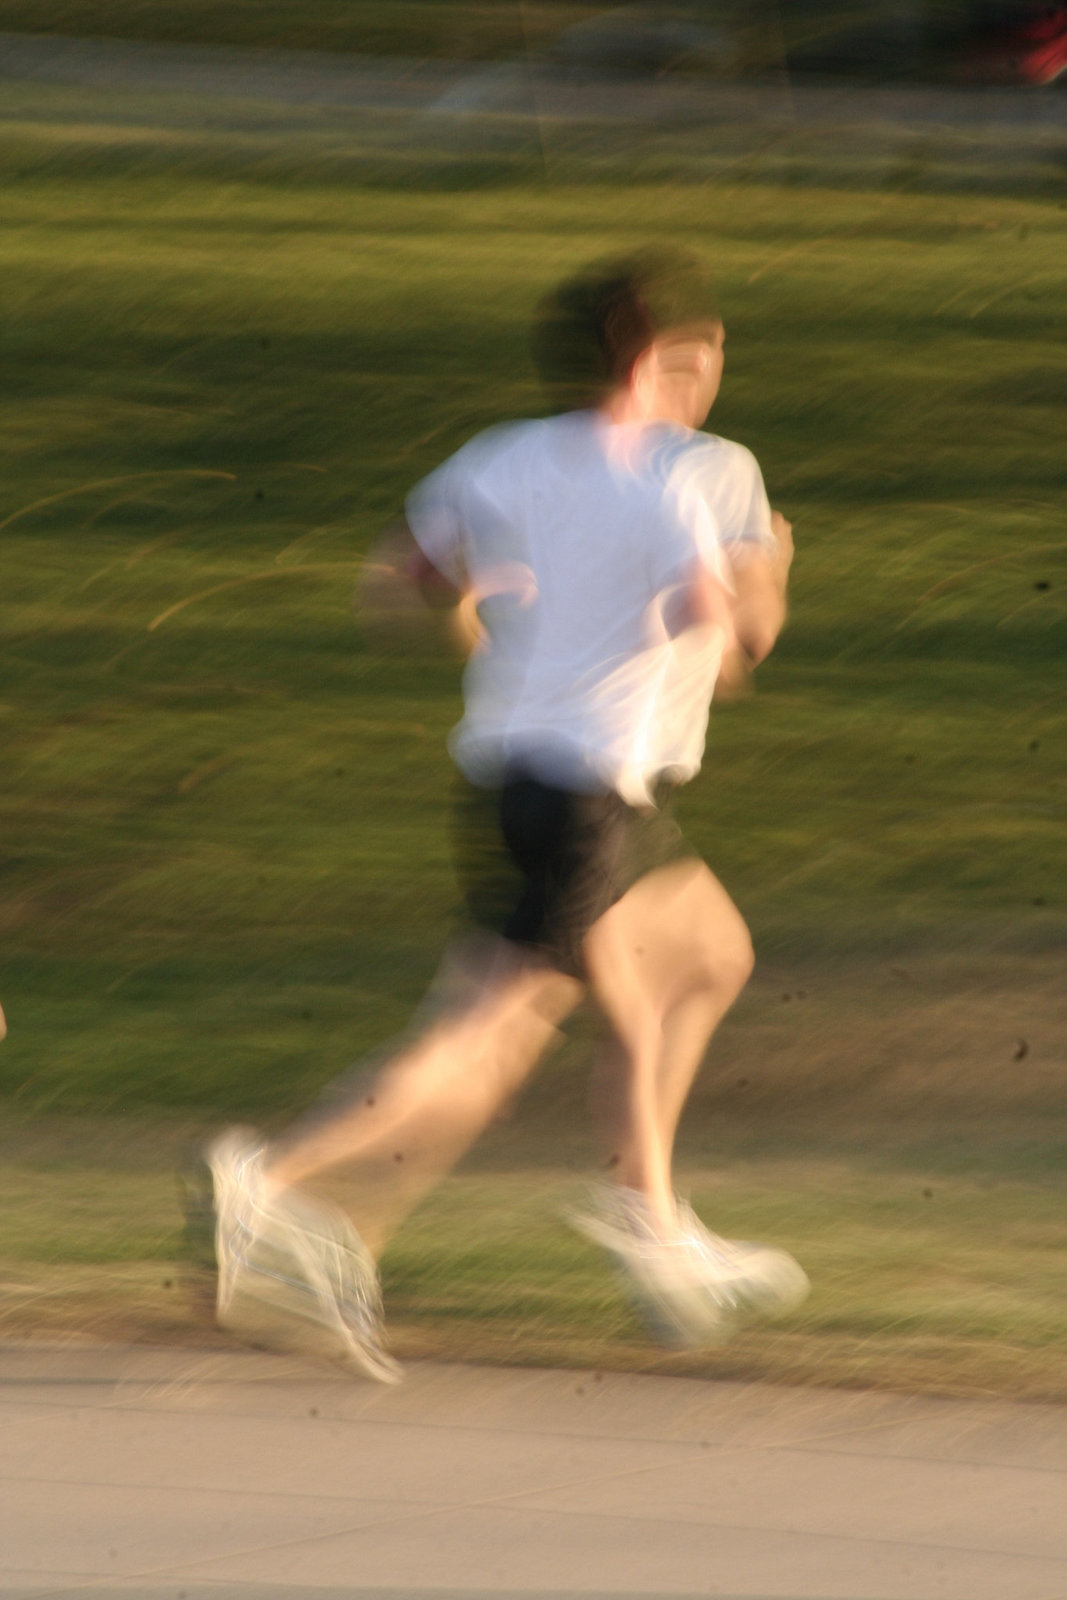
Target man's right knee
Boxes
[717,921,755,1000]
[680,868,754,1000]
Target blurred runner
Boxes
[200,248,807,1381]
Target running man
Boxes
[202,248,807,1381]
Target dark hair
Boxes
[531,246,719,411]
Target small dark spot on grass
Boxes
[796,989,807,999]
[1029,740,1040,753]
[301,1009,312,1020]
[736,1077,749,1089]
[1033,897,1045,907]
[922,1187,933,1199]
[1014,1039,1029,1061]
[904,753,916,764]
[254,489,265,501]
[1034,579,1050,591]
[260,337,271,349]
[162,1278,172,1289]
[335,768,345,776]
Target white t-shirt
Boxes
[405,411,774,805]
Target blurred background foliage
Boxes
[0,2,1063,79]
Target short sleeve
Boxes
[405,453,469,587]
[714,442,776,559]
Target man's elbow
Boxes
[736,594,786,665]
[727,549,789,668]
[739,620,780,666]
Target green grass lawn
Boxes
[1,139,1062,1113]
[3,1113,1067,1399]
[0,84,1065,1389]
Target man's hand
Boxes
[356,519,476,658]
[769,509,794,581]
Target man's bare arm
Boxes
[356,518,478,656]
[684,512,792,652]
[688,510,793,699]
[728,510,793,666]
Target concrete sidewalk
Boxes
[2,1344,1067,1600]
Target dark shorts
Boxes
[452,770,695,979]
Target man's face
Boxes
[648,321,725,428]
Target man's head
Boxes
[532,247,723,426]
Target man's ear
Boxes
[629,344,659,412]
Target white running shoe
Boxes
[569,1184,809,1349]
[673,1195,811,1321]
[206,1127,401,1385]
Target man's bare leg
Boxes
[263,938,581,1241]
[584,859,754,1231]
[205,937,581,1377]
[577,860,807,1345]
